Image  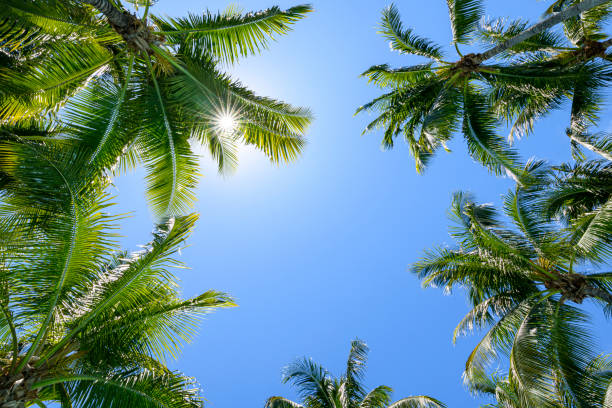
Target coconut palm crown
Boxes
[0,136,234,407]
[265,339,445,408]
[0,0,313,217]
[412,161,612,406]
[357,0,612,179]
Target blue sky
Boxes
[111,1,612,406]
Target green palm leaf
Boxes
[359,386,393,408]
[360,64,434,88]
[266,397,307,408]
[0,41,117,124]
[477,18,567,58]
[269,341,443,408]
[139,57,200,217]
[0,0,112,52]
[153,4,312,64]
[35,368,202,408]
[387,397,446,408]
[462,87,524,182]
[446,0,484,45]
[158,47,312,166]
[380,5,444,60]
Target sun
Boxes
[216,113,237,134]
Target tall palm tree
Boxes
[0,138,234,407]
[265,339,445,408]
[357,0,612,178]
[412,162,612,406]
[0,0,313,217]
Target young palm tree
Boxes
[357,0,612,178]
[0,132,234,407]
[412,162,612,406]
[0,0,313,217]
[265,339,445,408]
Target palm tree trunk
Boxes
[477,0,611,62]
[0,374,37,408]
[80,0,131,29]
[80,0,155,53]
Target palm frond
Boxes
[567,62,612,150]
[446,0,484,44]
[0,41,116,124]
[358,385,393,408]
[548,0,612,44]
[387,396,446,408]
[282,358,334,406]
[344,339,368,402]
[572,196,612,260]
[477,18,567,58]
[0,141,117,372]
[360,64,434,88]
[159,48,312,165]
[543,160,612,222]
[265,397,306,408]
[35,368,202,408]
[61,64,137,175]
[453,292,519,344]
[0,0,112,52]
[40,215,232,366]
[139,58,200,217]
[153,4,312,64]
[568,132,612,162]
[462,86,524,182]
[379,5,444,60]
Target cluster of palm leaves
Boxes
[0,144,235,405]
[0,0,312,406]
[4,0,612,406]
[358,0,612,179]
[358,0,612,407]
[266,340,446,408]
[1,0,313,216]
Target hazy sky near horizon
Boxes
[110,1,612,406]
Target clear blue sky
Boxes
[111,1,612,406]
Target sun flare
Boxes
[216,113,237,134]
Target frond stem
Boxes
[454,42,463,57]
[144,53,177,216]
[89,54,135,164]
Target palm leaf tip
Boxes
[194,290,238,308]
[380,4,444,60]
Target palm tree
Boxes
[0,0,313,217]
[265,339,445,408]
[0,138,234,407]
[412,161,612,406]
[357,0,612,178]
